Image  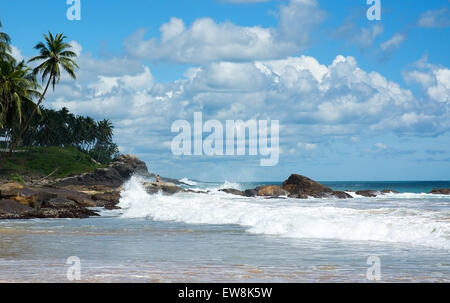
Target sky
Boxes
[1,0,450,181]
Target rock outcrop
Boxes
[0,181,123,219]
[55,155,149,188]
[256,185,289,197]
[0,182,102,219]
[429,188,450,195]
[219,175,352,199]
[355,190,379,197]
[352,189,400,197]
[219,186,289,197]
[0,154,151,219]
[281,174,353,199]
[143,181,184,195]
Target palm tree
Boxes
[0,60,40,128]
[2,32,78,162]
[0,21,13,62]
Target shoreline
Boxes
[1,154,450,220]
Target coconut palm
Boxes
[0,60,40,128]
[2,32,78,160]
[0,21,13,62]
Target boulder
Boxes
[65,194,97,207]
[54,154,149,188]
[429,188,450,195]
[35,207,99,219]
[43,197,78,208]
[0,199,36,219]
[282,174,334,198]
[91,191,121,209]
[244,189,258,197]
[333,191,353,199]
[143,181,184,195]
[281,174,351,199]
[39,198,99,218]
[256,185,289,197]
[355,190,379,197]
[0,182,24,197]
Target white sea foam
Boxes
[218,181,242,190]
[118,177,450,250]
[179,178,198,186]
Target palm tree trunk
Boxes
[0,77,52,169]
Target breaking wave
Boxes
[117,177,450,250]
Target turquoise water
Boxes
[200,180,450,194]
[0,177,449,282]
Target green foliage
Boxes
[2,146,103,178]
[0,60,41,128]
[9,173,25,184]
[0,21,118,166]
[29,32,79,90]
[0,21,13,61]
[19,107,119,164]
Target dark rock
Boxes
[282,174,334,198]
[429,188,450,195]
[91,191,121,209]
[332,191,353,199]
[0,186,100,219]
[65,194,96,207]
[54,154,149,188]
[356,190,379,197]
[110,155,149,179]
[143,181,184,195]
[43,197,78,208]
[281,174,351,199]
[36,191,58,203]
[91,192,120,202]
[220,188,245,196]
[185,189,209,194]
[35,207,99,219]
[40,198,98,218]
[244,189,258,197]
[0,199,35,218]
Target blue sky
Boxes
[2,0,450,181]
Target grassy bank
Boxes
[1,146,103,180]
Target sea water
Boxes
[0,176,449,282]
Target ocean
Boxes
[0,176,449,282]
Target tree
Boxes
[0,21,13,61]
[1,32,78,163]
[19,107,119,164]
[0,60,40,129]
